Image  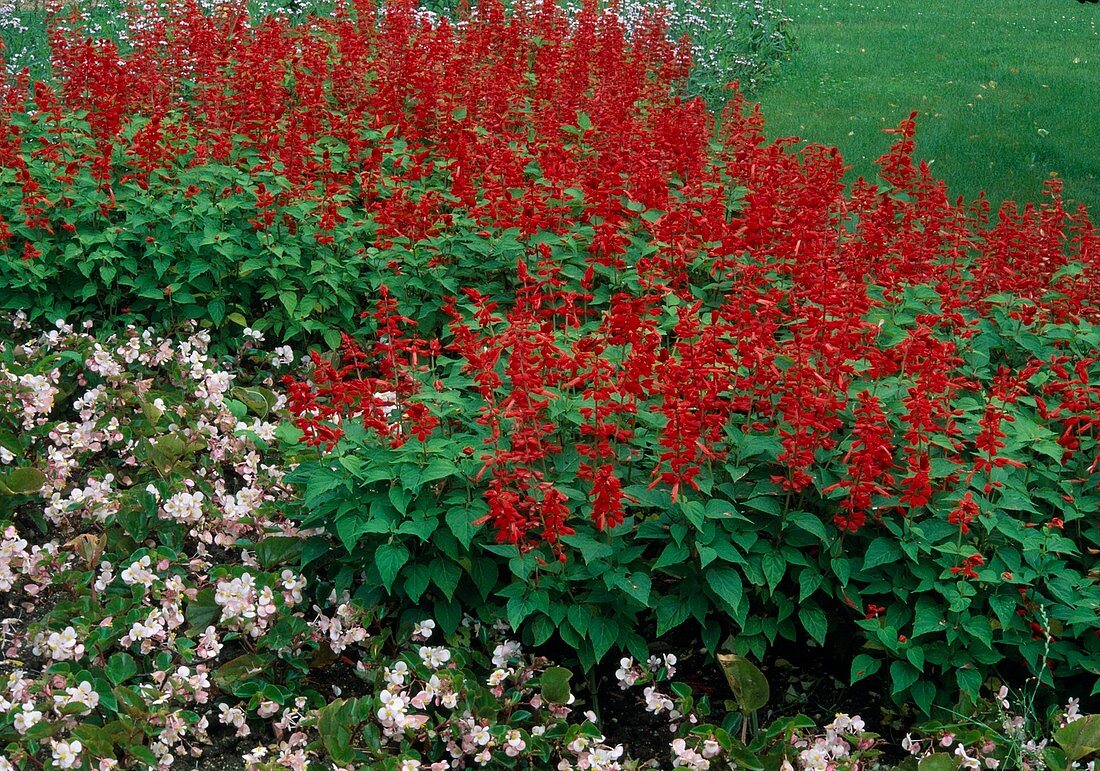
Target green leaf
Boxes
[911,680,936,715]
[0,466,46,495]
[717,652,769,713]
[706,566,744,611]
[469,558,498,600]
[540,666,573,705]
[862,537,904,570]
[375,542,410,592]
[832,556,851,586]
[654,542,690,570]
[213,653,267,691]
[955,665,982,696]
[912,595,946,638]
[850,653,881,684]
[656,593,692,636]
[1055,715,1100,761]
[798,569,823,602]
[762,552,785,593]
[105,653,138,686]
[787,511,826,539]
[588,617,618,662]
[567,604,590,636]
[890,660,920,695]
[725,739,764,771]
[917,755,957,771]
[614,572,652,606]
[254,536,302,568]
[506,596,534,631]
[531,614,555,646]
[445,507,477,548]
[429,557,461,600]
[404,563,431,602]
[798,602,828,645]
[185,588,219,630]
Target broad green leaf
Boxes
[850,653,881,684]
[890,660,919,695]
[615,572,652,606]
[787,511,826,539]
[540,666,573,705]
[375,542,410,592]
[404,563,431,602]
[213,653,267,690]
[706,566,744,611]
[762,552,785,593]
[588,617,618,662]
[798,603,828,645]
[105,653,138,686]
[917,755,956,771]
[717,652,769,713]
[0,467,46,495]
[1055,715,1100,761]
[445,507,477,548]
[862,537,903,570]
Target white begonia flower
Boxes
[799,741,830,771]
[51,740,83,769]
[491,639,521,667]
[161,489,205,523]
[385,660,409,686]
[418,646,451,669]
[487,668,511,687]
[121,555,155,587]
[412,619,436,639]
[955,745,980,770]
[12,702,42,734]
[273,345,294,366]
[376,690,408,729]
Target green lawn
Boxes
[751,0,1100,214]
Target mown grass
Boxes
[751,0,1100,214]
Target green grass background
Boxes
[750,0,1100,214]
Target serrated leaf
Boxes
[762,552,785,593]
[862,537,903,570]
[615,572,652,606]
[588,617,618,662]
[445,507,476,548]
[787,511,826,539]
[798,603,828,645]
[404,563,431,602]
[917,755,956,771]
[375,542,409,592]
[706,566,743,611]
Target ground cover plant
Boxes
[751,0,1100,214]
[0,0,1099,768]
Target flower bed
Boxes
[0,0,1098,768]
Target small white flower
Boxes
[51,739,83,769]
[419,646,451,669]
[13,703,42,734]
